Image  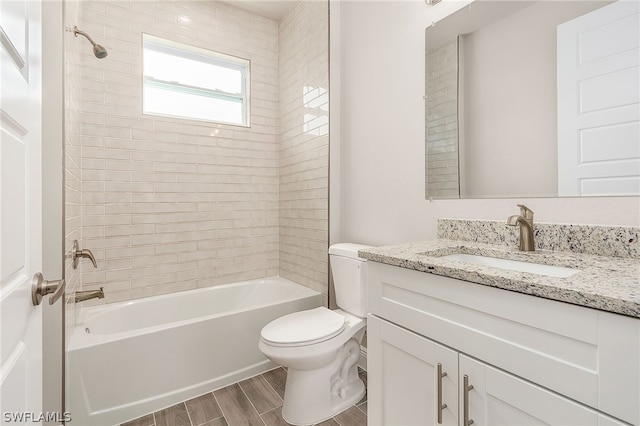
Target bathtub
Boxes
[67,277,321,426]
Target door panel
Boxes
[557,0,640,196]
[460,354,600,425]
[0,0,43,422]
[367,315,458,426]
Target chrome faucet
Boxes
[74,287,104,303]
[506,204,535,252]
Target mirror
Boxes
[425,0,640,199]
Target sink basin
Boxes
[439,253,579,278]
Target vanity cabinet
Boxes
[368,316,627,426]
[368,316,458,425]
[366,261,639,425]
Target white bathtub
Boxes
[67,277,321,426]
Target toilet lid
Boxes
[261,307,346,346]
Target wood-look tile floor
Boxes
[120,367,367,426]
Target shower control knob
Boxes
[71,240,98,269]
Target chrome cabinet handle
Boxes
[32,273,66,306]
[463,374,475,426]
[437,363,448,424]
[72,240,97,269]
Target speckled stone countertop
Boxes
[359,221,640,318]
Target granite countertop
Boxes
[359,239,640,318]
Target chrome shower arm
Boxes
[73,26,98,47]
[67,26,108,58]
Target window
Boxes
[142,34,250,126]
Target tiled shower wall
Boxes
[278,1,330,304]
[70,0,329,304]
[426,40,459,199]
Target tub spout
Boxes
[75,287,104,303]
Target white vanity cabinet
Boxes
[366,261,639,426]
[368,316,459,425]
[368,316,627,426]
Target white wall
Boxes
[332,0,640,247]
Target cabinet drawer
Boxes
[368,261,640,425]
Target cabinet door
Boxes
[368,315,458,426]
[460,355,601,425]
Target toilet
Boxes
[258,243,372,425]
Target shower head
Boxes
[92,44,108,59]
[73,26,108,59]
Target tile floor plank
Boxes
[200,418,228,426]
[261,368,287,400]
[154,403,191,426]
[214,383,263,426]
[185,392,223,426]
[239,375,283,414]
[356,401,367,415]
[333,406,366,426]
[120,413,155,426]
[259,407,288,426]
[119,366,367,426]
[260,407,341,426]
[316,418,341,426]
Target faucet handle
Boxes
[72,240,98,269]
[516,204,534,220]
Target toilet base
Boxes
[281,338,365,425]
[282,373,365,426]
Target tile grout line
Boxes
[259,368,285,407]
[332,415,345,426]
[254,373,285,413]
[210,389,228,426]
[236,380,269,426]
[183,399,195,426]
[259,406,282,418]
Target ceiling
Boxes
[225,0,296,21]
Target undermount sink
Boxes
[439,253,579,278]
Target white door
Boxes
[460,354,601,426]
[0,0,44,423]
[557,0,640,196]
[367,315,458,426]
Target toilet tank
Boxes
[329,243,373,318]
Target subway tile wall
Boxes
[69,0,329,304]
[426,40,459,199]
[278,1,330,305]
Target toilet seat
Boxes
[261,307,346,347]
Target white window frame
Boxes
[142,33,251,127]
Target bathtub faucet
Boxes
[75,287,105,303]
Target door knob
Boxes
[32,273,66,306]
